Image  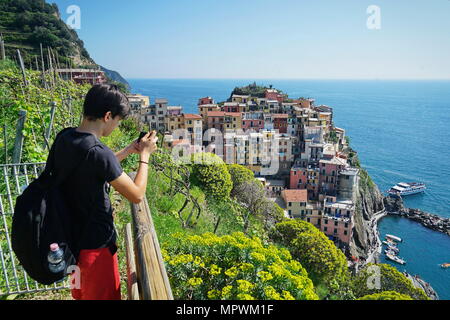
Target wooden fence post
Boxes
[12,110,26,164]
[125,223,140,300]
[0,36,5,60]
[40,43,47,89]
[16,50,28,86]
[3,123,7,164]
[45,101,56,142]
[128,172,173,300]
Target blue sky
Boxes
[48,0,450,79]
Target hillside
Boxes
[0,0,129,88]
[101,65,131,91]
[0,0,93,66]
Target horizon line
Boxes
[124,77,450,81]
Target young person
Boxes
[52,84,158,300]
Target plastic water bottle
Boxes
[47,243,66,273]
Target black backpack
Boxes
[11,128,99,285]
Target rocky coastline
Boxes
[384,196,450,236]
[347,164,440,300]
[403,272,439,300]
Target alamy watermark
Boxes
[67,265,81,290]
[366,265,381,290]
[367,5,381,30]
[169,128,281,175]
[66,5,81,30]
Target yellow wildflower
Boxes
[225,267,238,278]
[264,286,281,300]
[193,256,205,268]
[250,251,266,263]
[187,277,203,287]
[209,264,222,276]
[237,293,255,300]
[207,289,221,299]
[239,263,254,273]
[221,285,233,298]
[282,290,295,300]
[257,271,274,282]
[236,280,255,293]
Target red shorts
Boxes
[70,246,121,300]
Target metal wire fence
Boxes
[0,162,69,296]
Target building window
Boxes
[288,202,292,207]
[344,231,348,235]
[334,229,338,234]
[324,227,328,232]
[345,223,348,228]
[307,218,310,222]
[324,219,328,224]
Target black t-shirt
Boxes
[53,128,123,251]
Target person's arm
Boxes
[115,141,140,162]
[110,132,157,203]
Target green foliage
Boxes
[191,153,232,201]
[326,129,339,144]
[0,0,92,66]
[359,168,375,189]
[227,164,254,190]
[0,58,18,71]
[0,66,91,164]
[352,264,429,300]
[357,291,413,300]
[270,220,350,288]
[230,83,284,99]
[163,232,318,300]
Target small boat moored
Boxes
[386,253,406,265]
[441,263,450,269]
[385,249,398,255]
[386,234,403,242]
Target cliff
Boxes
[100,65,131,91]
[347,153,386,264]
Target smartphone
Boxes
[138,131,148,143]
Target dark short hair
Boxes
[83,84,130,121]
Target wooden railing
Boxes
[125,172,173,300]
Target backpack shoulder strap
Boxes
[40,128,100,187]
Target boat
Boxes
[387,182,426,197]
[384,244,399,253]
[441,263,450,269]
[385,249,398,255]
[382,240,396,246]
[386,234,403,242]
[386,253,406,265]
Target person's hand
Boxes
[126,140,142,155]
[138,130,158,156]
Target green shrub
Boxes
[163,232,318,300]
[352,264,428,300]
[227,164,254,189]
[358,291,413,300]
[270,220,349,287]
[191,153,232,201]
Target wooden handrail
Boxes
[126,172,173,300]
[125,223,139,300]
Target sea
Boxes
[127,79,450,299]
